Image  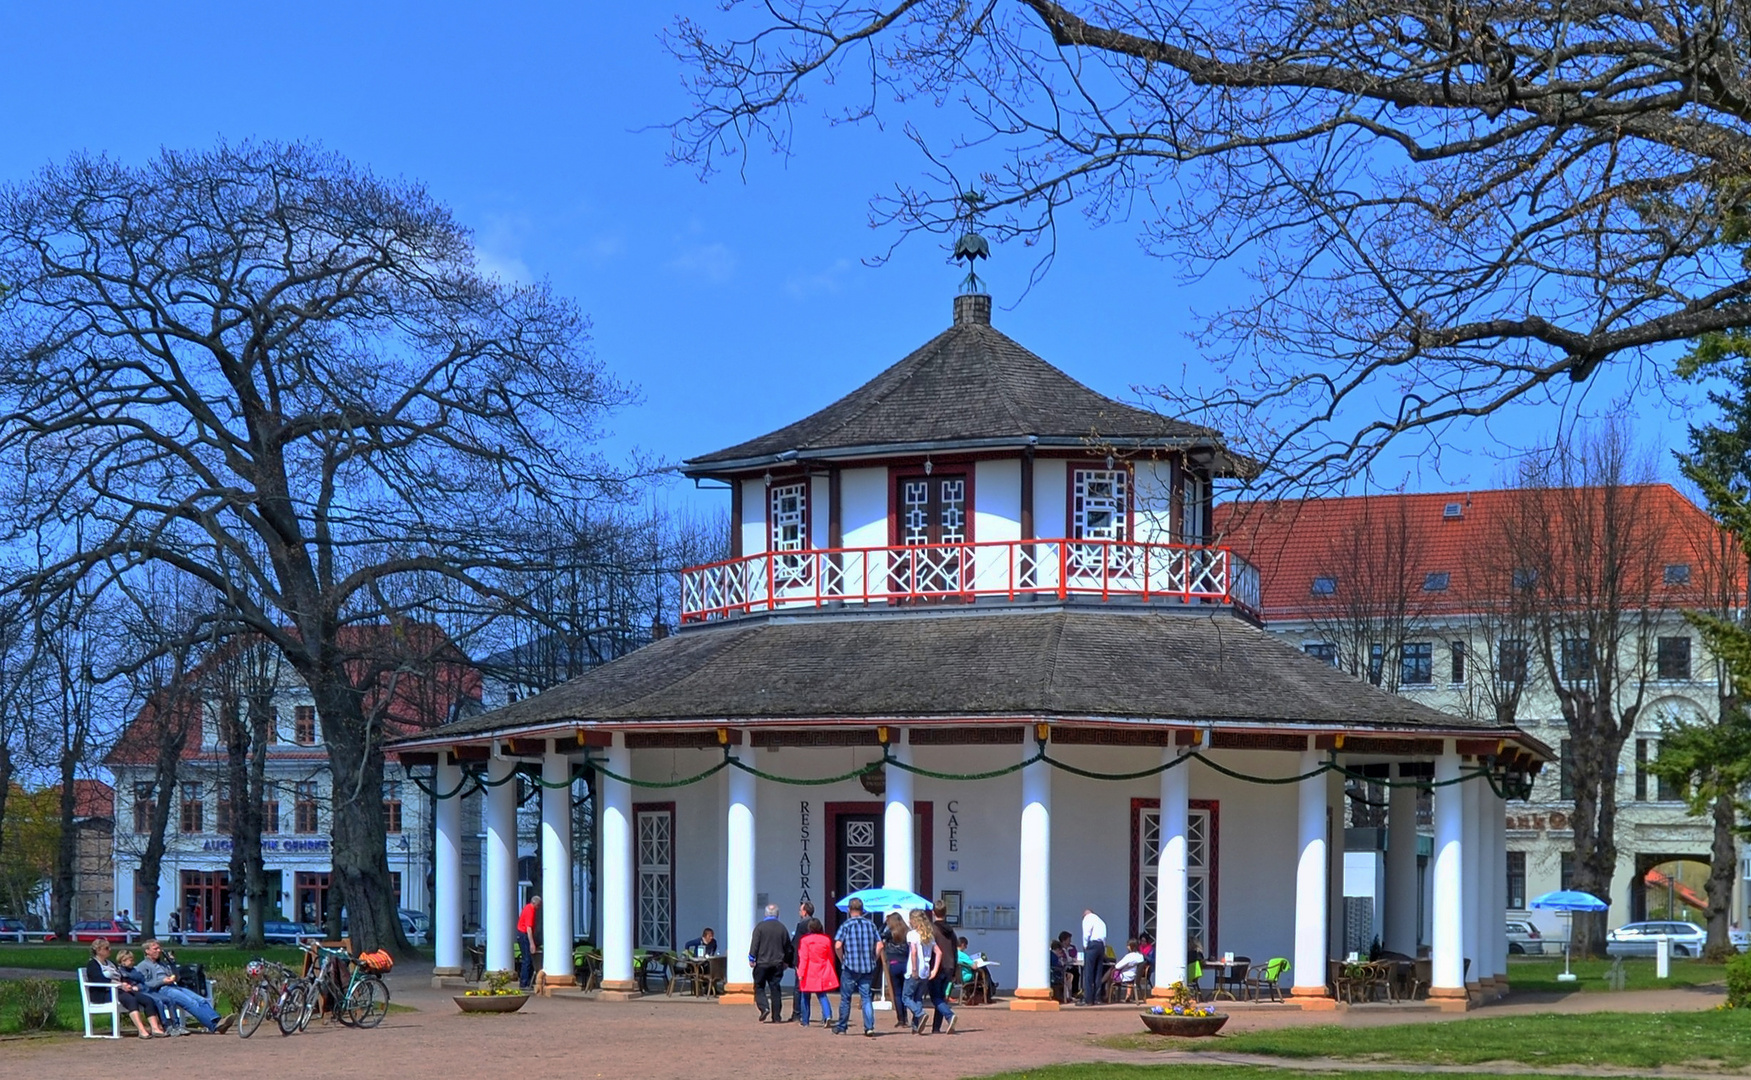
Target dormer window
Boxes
[1310,575,1337,596]
[1663,563,1691,586]
[1423,571,1450,591]
[1073,468,1128,541]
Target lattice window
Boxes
[846,820,876,847]
[1137,805,1214,951]
[770,483,807,552]
[847,852,877,892]
[636,809,674,950]
[1073,469,1128,541]
[901,480,931,545]
[939,479,966,543]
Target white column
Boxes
[725,741,757,997]
[1431,749,1465,995]
[484,754,517,974]
[541,746,575,981]
[434,755,464,976]
[1462,769,1482,991]
[883,730,915,893]
[1154,748,1189,992]
[1493,791,1509,983]
[1385,767,1420,956]
[1012,741,1055,1008]
[1292,748,1329,994]
[600,733,636,992]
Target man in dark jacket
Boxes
[930,899,959,1034]
[748,904,792,1022]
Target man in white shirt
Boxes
[1079,909,1108,1006]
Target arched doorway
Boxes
[1629,853,1713,926]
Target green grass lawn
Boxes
[1166,1011,1751,1070]
[0,943,307,973]
[1505,954,1727,993]
[973,1068,1613,1080]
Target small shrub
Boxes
[210,966,251,1014]
[1725,951,1751,1009]
[13,977,61,1031]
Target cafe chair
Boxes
[1246,957,1290,1003]
[1215,955,1250,1000]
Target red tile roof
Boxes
[49,779,115,820]
[105,623,481,767]
[1216,485,1740,622]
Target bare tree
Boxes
[1505,425,1672,957]
[1299,496,1434,692]
[668,2,1751,487]
[0,142,630,952]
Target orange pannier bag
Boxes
[359,949,394,973]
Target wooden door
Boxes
[895,474,968,595]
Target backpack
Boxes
[358,949,394,973]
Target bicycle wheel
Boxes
[238,985,269,1038]
[277,982,310,1036]
[343,975,390,1029]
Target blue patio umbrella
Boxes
[1529,890,1607,980]
[835,887,931,914]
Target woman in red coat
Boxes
[794,917,840,1028]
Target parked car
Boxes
[261,920,311,945]
[1733,926,1749,953]
[1605,920,1707,958]
[400,909,430,945]
[66,918,142,943]
[0,916,30,943]
[1506,918,1545,955]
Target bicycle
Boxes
[237,959,311,1038]
[303,941,390,1028]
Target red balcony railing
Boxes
[679,538,1261,624]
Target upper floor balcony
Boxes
[679,537,1261,624]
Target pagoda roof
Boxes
[389,607,1541,752]
[684,295,1247,475]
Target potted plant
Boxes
[1140,980,1228,1037]
[455,969,530,1013]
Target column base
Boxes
[431,975,469,989]
[597,978,642,1001]
[432,966,463,978]
[1289,986,1339,1010]
[719,981,755,1006]
[1008,988,1061,1012]
[1428,986,1468,999]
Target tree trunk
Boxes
[1563,695,1625,959]
[51,749,80,937]
[245,700,271,945]
[0,742,12,873]
[137,722,188,937]
[312,674,409,955]
[1704,791,1739,961]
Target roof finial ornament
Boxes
[952,191,990,295]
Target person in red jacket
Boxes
[793,918,839,1028]
[516,895,541,990]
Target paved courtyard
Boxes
[7,963,1727,1080]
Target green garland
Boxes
[409,741,1516,798]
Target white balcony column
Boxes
[1430,747,1465,997]
[541,745,575,983]
[599,732,638,997]
[1152,747,1190,995]
[723,739,757,1003]
[1462,769,1483,993]
[484,753,517,975]
[1384,765,1421,956]
[884,729,915,893]
[1292,748,1330,996]
[433,754,464,979]
[1011,736,1057,1010]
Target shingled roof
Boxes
[391,607,1529,748]
[684,294,1238,475]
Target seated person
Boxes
[1113,938,1148,984]
[1138,932,1155,961]
[136,939,231,1034]
[956,937,976,985]
[1049,930,1077,992]
[683,927,719,957]
[87,938,168,1039]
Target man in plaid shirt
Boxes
[832,898,883,1036]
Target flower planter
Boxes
[455,993,530,1014]
[1139,1010,1228,1037]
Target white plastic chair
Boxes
[76,969,121,1038]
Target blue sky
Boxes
[0,3,1708,514]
